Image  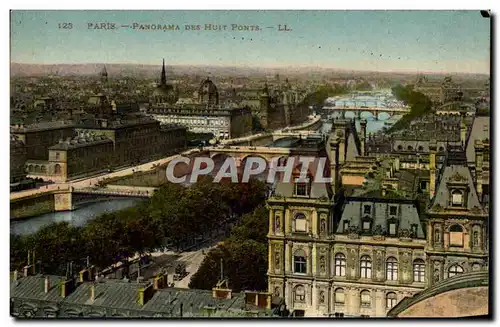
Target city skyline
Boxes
[11,10,490,74]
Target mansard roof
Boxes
[429,146,486,215]
[465,116,490,164]
[336,196,425,239]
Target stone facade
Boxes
[266,123,489,318]
[10,134,27,183]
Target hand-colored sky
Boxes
[10,10,490,74]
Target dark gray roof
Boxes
[430,164,485,214]
[10,275,277,317]
[336,198,425,238]
[466,116,490,164]
[10,275,66,303]
[64,280,150,310]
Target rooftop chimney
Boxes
[44,276,50,293]
[212,280,232,300]
[90,283,95,302]
[137,283,155,306]
[13,270,18,281]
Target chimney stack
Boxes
[44,276,50,293]
[359,119,367,156]
[460,117,467,147]
[474,140,484,200]
[329,136,341,195]
[90,283,95,302]
[13,270,18,281]
[429,139,437,200]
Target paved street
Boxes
[10,148,202,200]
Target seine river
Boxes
[10,199,142,236]
[11,91,403,236]
[320,90,404,135]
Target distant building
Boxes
[100,65,108,83]
[151,59,179,105]
[10,134,27,183]
[147,62,252,139]
[45,133,114,182]
[10,121,76,161]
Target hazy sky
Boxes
[10,10,490,74]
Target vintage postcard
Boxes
[9,10,490,319]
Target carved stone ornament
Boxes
[320,256,326,273]
[347,226,360,239]
[373,224,383,236]
[451,172,467,182]
[432,203,443,212]
[274,286,280,297]
[433,269,440,283]
[471,206,483,214]
[320,219,326,233]
[319,291,325,304]
[399,228,411,238]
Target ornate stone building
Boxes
[151,59,179,105]
[10,121,76,161]
[266,120,489,317]
[258,78,309,130]
[147,63,252,139]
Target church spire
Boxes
[161,59,166,86]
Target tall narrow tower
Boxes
[161,59,167,86]
[100,65,108,83]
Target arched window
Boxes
[360,255,372,279]
[294,285,305,302]
[418,146,424,152]
[448,264,464,278]
[449,224,464,247]
[386,257,398,281]
[40,165,46,174]
[335,253,346,277]
[294,213,307,232]
[34,165,41,173]
[451,190,464,207]
[360,290,371,307]
[54,164,61,175]
[334,288,345,304]
[439,146,445,152]
[397,145,403,150]
[386,292,397,309]
[294,249,307,274]
[407,145,413,151]
[413,259,425,282]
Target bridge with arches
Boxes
[322,102,410,120]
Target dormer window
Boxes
[389,222,397,236]
[411,224,418,236]
[343,220,350,232]
[451,189,464,207]
[389,206,397,216]
[294,177,310,197]
[362,220,371,231]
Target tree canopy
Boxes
[188,205,269,292]
[10,178,269,278]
